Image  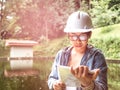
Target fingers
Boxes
[71,66,89,78]
[92,69,100,80]
[71,66,100,79]
[71,66,75,75]
[70,66,100,87]
[82,66,89,77]
[71,66,83,75]
[53,81,66,90]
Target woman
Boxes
[48,11,108,90]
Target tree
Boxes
[0,0,21,39]
[15,0,78,40]
[89,0,120,27]
[2,0,118,40]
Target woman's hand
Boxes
[53,80,66,90]
[70,65,100,87]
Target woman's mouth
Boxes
[75,45,82,47]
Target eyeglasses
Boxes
[68,34,88,41]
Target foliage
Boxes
[108,63,120,90]
[89,38,120,59]
[108,0,120,9]
[36,34,120,59]
[89,0,120,27]
[88,24,120,59]
[1,0,80,40]
[34,37,70,56]
[0,0,21,39]
[34,24,120,59]
[1,0,119,40]
[0,40,9,57]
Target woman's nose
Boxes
[76,39,81,43]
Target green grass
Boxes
[34,36,70,57]
[34,23,120,59]
[91,23,120,39]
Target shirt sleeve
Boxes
[90,52,108,90]
[47,50,62,90]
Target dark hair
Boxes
[86,31,92,38]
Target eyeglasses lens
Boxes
[69,34,88,41]
[79,35,87,41]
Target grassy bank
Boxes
[34,23,120,59]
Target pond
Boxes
[0,58,53,90]
[0,57,120,90]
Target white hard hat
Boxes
[64,11,93,33]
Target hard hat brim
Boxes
[64,28,93,33]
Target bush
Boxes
[89,37,120,59]
[0,40,10,57]
[90,0,120,27]
[108,63,120,90]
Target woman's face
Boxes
[68,32,91,52]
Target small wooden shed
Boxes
[4,40,39,77]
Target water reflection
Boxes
[0,58,53,90]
